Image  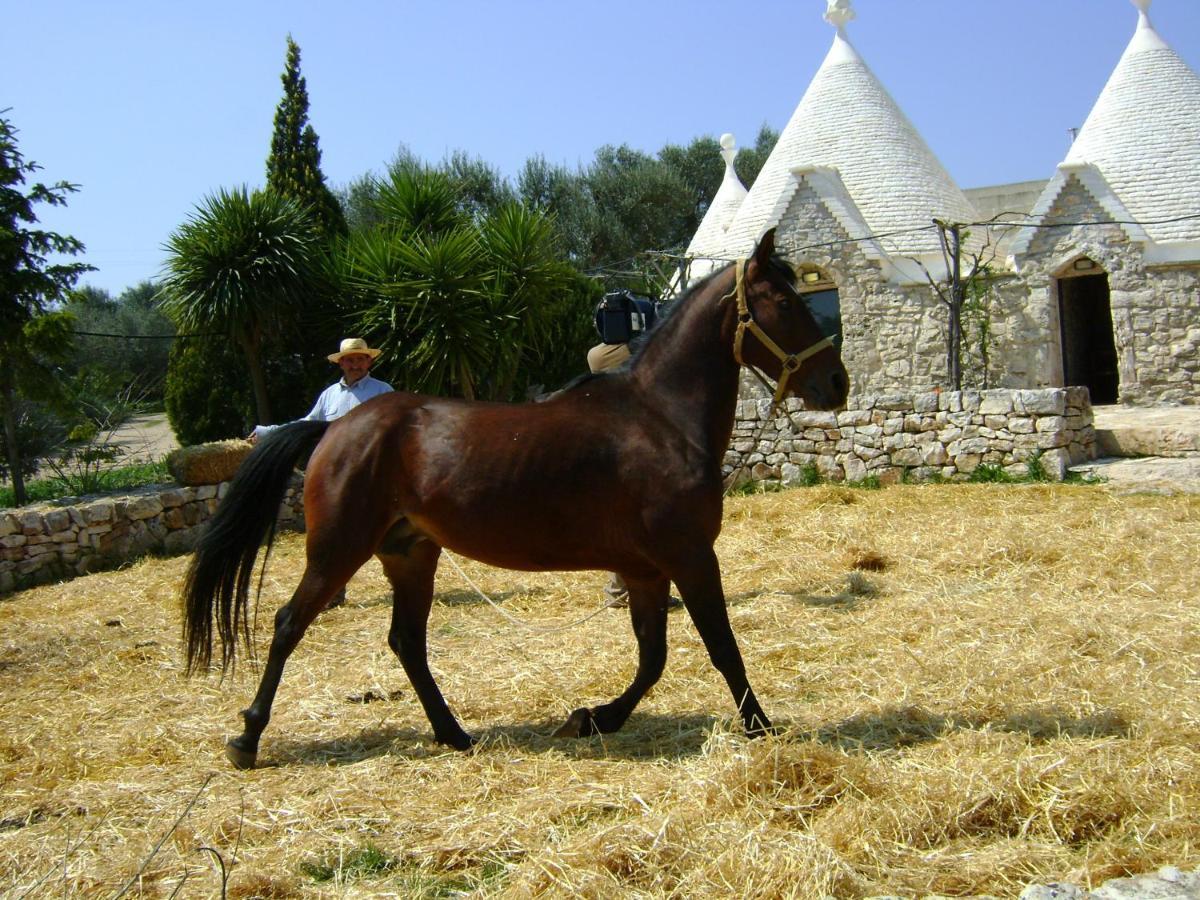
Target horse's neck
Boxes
[631,273,742,455]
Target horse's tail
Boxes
[182,420,330,675]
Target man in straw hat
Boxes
[248,337,393,444]
[246,338,392,607]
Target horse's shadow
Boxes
[807,703,1131,752]
[346,586,563,609]
[727,574,880,611]
[263,712,720,768]
[355,577,874,612]
[259,703,1129,768]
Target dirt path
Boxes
[105,412,180,465]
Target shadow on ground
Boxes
[255,702,1130,769]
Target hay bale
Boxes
[166,439,252,485]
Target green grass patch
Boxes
[300,846,508,896]
[726,449,1089,494]
[0,461,171,509]
[729,478,786,496]
[967,462,1018,484]
[847,473,883,490]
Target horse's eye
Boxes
[779,299,792,311]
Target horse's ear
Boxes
[754,228,777,267]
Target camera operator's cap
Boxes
[328,337,382,363]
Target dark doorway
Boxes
[1058,272,1118,404]
[801,287,843,352]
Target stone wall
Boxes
[0,476,305,595]
[775,181,951,397]
[724,388,1096,486]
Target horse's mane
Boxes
[625,262,737,369]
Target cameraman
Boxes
[587,289,659,374]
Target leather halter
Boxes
[723,258,836,407]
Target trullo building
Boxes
[682,0,1200,407]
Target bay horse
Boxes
[182,228,849,769]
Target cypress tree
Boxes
[266,36,347,238]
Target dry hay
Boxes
[165,440,252,487]
[1,483,1197,898]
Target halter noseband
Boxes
[723,258,836,407]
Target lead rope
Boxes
[441,548,615,634]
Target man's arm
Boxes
[248,385,335,443]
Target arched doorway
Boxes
[1057,258,1118,404]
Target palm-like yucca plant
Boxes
[372,167,465,239]
[339,168,580,402]
[356,227,496,400]
[158,187,322,424]
[480,203,574,398]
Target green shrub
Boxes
[967,463,1015,484]
[1024,451,1051,482]
[851,474,882,490]
[164,337,253,446]
[796,462,822,487]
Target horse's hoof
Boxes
[439,732,477,752]
[744,718,780,739]
[225,740,258,770]
[553,707,600,738]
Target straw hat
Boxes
[327,337,382,363]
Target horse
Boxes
[181,227,849,769]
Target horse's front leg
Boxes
[555,574,671,738]
[226,569,339,769]
[379,542,475,751]
[671,547,773,737]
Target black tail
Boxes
[182,421,330,675]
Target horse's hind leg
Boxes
[672,548,773,737]
[555,575,671,739]
[378,537,475,750]
[225,566,348,769]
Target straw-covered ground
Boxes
[1,483,1197,898]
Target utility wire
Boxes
[70,329,219,340]
[66,210,1200,339]
[649,210,1200,269]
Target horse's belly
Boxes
[408,507,623,574]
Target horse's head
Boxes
[726,228,849,411]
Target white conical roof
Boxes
[685,133,748,262]
[1057,0,1200,244]
[720,2,977,261]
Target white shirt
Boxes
[253,374,393,439]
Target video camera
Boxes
[595,289,660,345]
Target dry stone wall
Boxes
[725,388,1096,486]
[0,476,305,595]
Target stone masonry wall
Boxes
[0,476,305,596]
[725,388,1095,486]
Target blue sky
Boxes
[6,0,1199,296]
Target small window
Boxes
[794,266,842,351]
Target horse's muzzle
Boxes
[800,363,850,411]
